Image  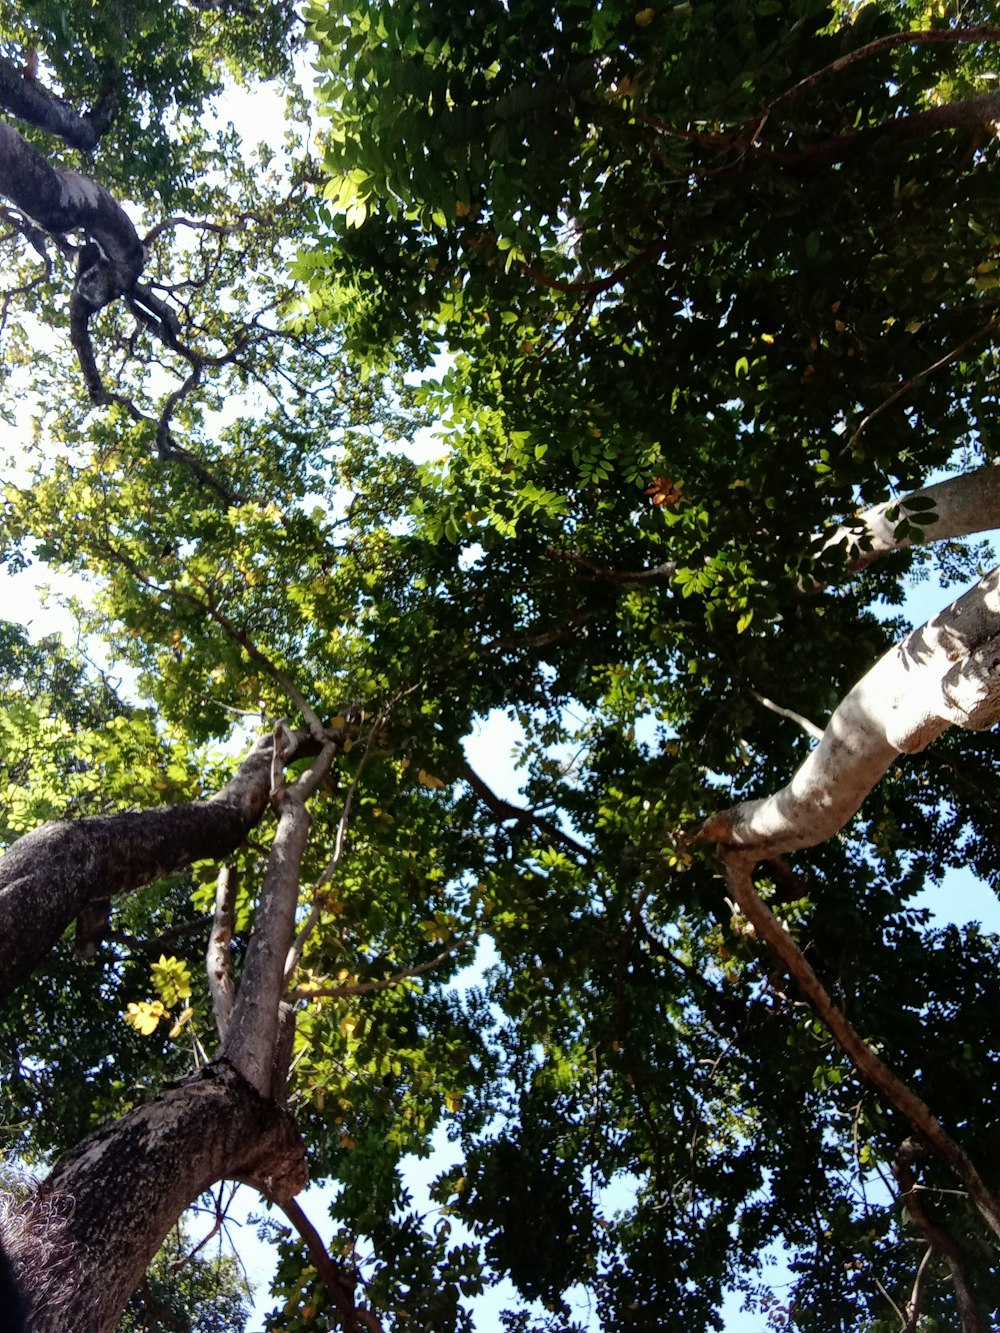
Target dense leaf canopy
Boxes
[1,1,1000,1330]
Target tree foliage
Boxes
[1,1,1000,1331]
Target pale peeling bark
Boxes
[223,741,338,1096]
[0,730,315,1003]
[701,565,1000,856]
[825,462,1000,572]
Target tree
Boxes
[2,1,1000,1330]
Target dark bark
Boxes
[0,730,317,1003]
[10,1059,306,1333]
[0,119,142,287]
[0,56,119,151]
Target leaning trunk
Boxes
[4,1060,305,1333]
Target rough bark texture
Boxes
[12,1060,306,1333]
[0,730,315,1003]
[701,565,1000,856]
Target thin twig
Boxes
[847,313,1000,451]
[291,939,472,1002]
[750,689,825,741]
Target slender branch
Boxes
[894,1139,988,1333]
[270,1195,384,1333]
[518,238,669,297]
[903,1244,936,1333]
[0,56,120,150]
[202,599,327,743]
[759,26,1000,123]
[106,918,212,957]
[461,763,592,860]
[290,939,471,1001]
[720,851,1000,1241]
[488,608,598,652]
[285,706,375,981]
[100,541,326,742]
[750,689,825,741]
[208,865,238,1039]
[847,314,1000,451]
[547,548,677,588]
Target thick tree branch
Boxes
[208,865,238,1038]
[894,1139,989,1333]
[0,56,119,150]
[701,566,1000,857]
[822,462,1000,574]
[764,89,1000,173]
[0,729,318,1004]
[0,119,142,284]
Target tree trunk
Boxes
[0,731,338,1331]
[5,1060,306,1333]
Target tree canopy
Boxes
[1,1,1000,1330]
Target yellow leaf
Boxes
[444,1092,463,1113]
[124,1000,167,1036]
[168,1006,194,1039]
[635,6,655,25]
[418,769,446,790]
